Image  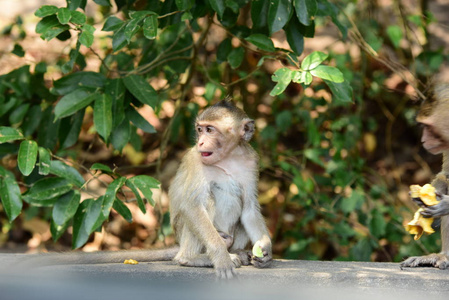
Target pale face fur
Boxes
[195,116,240,165]
[417,85,449,154]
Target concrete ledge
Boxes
[1,252,448,300]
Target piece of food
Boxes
[124,259,139,265]
[252,241,264,258]
[419,184,438,205]
[405,209,435,240]
[409,185,421,198]
[405,184,438,240]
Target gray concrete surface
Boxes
[1,252,449,300]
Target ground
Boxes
[1,251,449,300]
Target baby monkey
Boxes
[169,99,272,279]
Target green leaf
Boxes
[60,110,85,149]
[369,209,386,237]
[67,0,85,10]
[112,25,128,52]
[105,78,126,128]
[125,108,156,133]
[208,0,225,18]
[294,0,317,25]
[125,179,146,214]
[23,177,73,204]
[245,34,275,52]
[70,11,87,25]
[35,5,59,18]
[93,94,113,143]
[0,127,24,144]
[18,140,38,176]
[9,103,30,125]
[72,197,105,249]
[304,148,324,167]
[227,47,245,69]
[113,199,132,223]
[93,0,112,6]
[310,65,344,83]
[251,0,269,31]
[36,15,70,41]
[387,25,403,49]
[12,44,25,57]
[125,17,143,42]
[176,0,194,10]
[268,0,293,35]
[79,24,95,47]
[123,75,158,108]
[340,189,363,214]
[54,89,98,119]
[52,71,106,95]
[301,51,328,70]
[291,70,312,84]
[91,163,113,173]
[38,107,60,149]
[284,17,304,55]
[111,118,130,151]
[102,16,124,31]
[324,80,353,105]
[126,175,160,207]
[217,38,232,64]
[102,177,127,218]
[52,190,81,226]
[22,105,43,137]
[57,7,72,24]
[275,110,293,132]
[49,160,85,188]
[51,219,69,242]
[0,166,22,222]
[270,68,293,96]
[143,14,158,40]
[36,15,59,34]
[38,147,51,175]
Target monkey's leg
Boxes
[175,226,241,268]
[230,225,251,266]
[401,215,449,270]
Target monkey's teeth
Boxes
[201,152,213,157]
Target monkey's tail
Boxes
[9,246,180,271]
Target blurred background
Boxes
[0,0,448,263]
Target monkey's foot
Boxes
[232,250,251,266]
[400,253,449,269]
[175,255,213,267]
[229,253,242,268]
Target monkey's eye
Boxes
[197,127,202,133]
[206,126,214,133]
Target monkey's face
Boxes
[195,120,239,165]
[417,84,449,154]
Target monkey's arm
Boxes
[240,186,272,268]
[180,204,240,278]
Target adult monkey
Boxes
[401,84,449,269]
[169,98,272,279]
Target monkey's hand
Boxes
[400,253,449,269]
[214,254,241,279]
[421,197,449,218]
[251,239,272,268]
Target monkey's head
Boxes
[195,99,255,165]
[417,83,449,154]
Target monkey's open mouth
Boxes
[201,152,213,157]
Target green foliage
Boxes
[0,0,441,260]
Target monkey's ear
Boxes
[241,119,255,142]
